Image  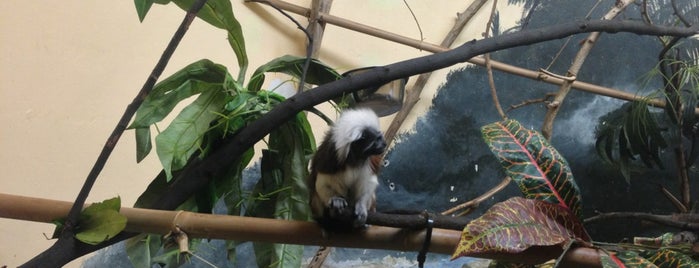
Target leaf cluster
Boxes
[595,101,668,182]
[451,119,698,267]
[120,1,341,267]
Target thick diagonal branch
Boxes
[154,20,699,212]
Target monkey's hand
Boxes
[353,202,368,228]
[327,196,349,218]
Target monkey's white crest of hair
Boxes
[332,108,381,161]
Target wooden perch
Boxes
[0,192,602,266]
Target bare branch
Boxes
[508,93,556,112]
[483,0,507,120]
[441,177,512,216]
[585,211,699,230]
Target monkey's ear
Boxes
[348,128,363,141]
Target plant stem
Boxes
[483,0,506,120]
[441,177,512,216]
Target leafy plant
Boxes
[124,1,340,267]
[482,119,583,218]
[52,197,127,245]
[452,119,698,267]
[595,101,668,182]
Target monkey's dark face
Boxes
[346,127,386,166]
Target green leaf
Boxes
[135,127,152,163]
[126,233,162,268]
[212,148,254,213]
[130,59,230,129]
[610,250,656,267]
[227,28,248,82]
[134,170,169,208]
[75,197,127,245]
[248,55,341,92]
[594,101,668,182]
[250,112,315,268]
[83,196,121,215]
[451,197,589,260]
[50,219,64,240]
[134,0,155,22]
[481,119,583,219]
[130,59,231,161]
[155,86,228,180]
[164,0,248,81]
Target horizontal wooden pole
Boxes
[0,192,602,266]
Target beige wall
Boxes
[0,1,518,266]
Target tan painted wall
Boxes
[0,1,519,266]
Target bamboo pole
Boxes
[307,0,332,58]
[0,192,602,266]
[383,0,488,146]
[541,0,634,139]
[247,0,699,114]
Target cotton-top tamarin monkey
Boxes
[308,109,386,232]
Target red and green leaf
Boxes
[641,248,699,267]
[481,119,583,218]
[451,197,589,260]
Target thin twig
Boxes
[402,0,424,42]
[671,0,692,27]
[544,0,601,70]
[382,0,489,145]
[641,0,666,45]
[658,37,693,209]
[441,177,512,216]
[483,0,506,120]
[260,0,314,93]
[659,184,688,213]
[507,93,556,112]
[63,0,209,237]
[585,211,699,230]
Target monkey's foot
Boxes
[353,203,368,228]
[327,196,349,218]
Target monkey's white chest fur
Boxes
[315,161,378,208]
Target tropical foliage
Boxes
[122,1,339,266]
